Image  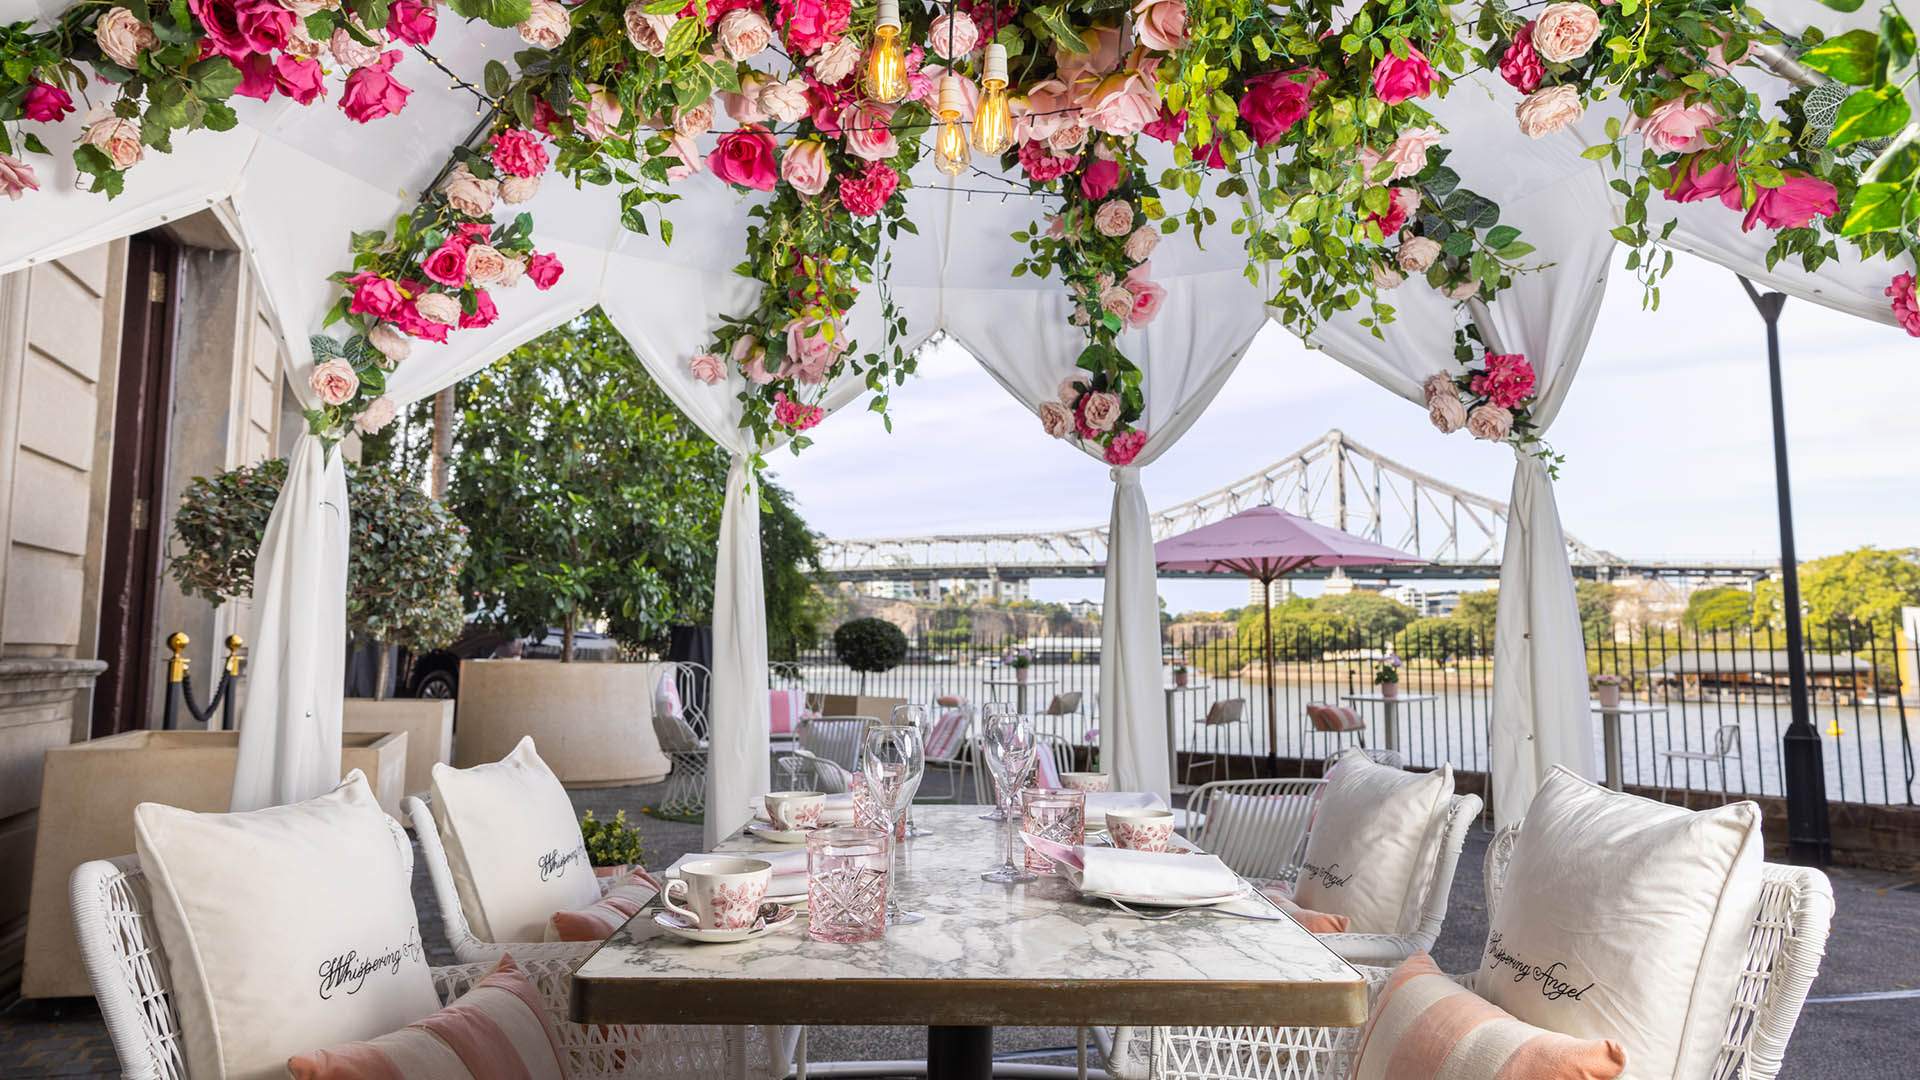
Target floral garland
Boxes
[1422,343,1558,474]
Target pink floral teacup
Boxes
[1106,808,1176,853]
[663,857,772,930]
[764,791,826,832]
[1060,772,1111,793]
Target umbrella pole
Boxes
[1263,578,1278,778]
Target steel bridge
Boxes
[817,431,1777,584]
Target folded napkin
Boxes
[664,849,808,896]
[749,793,855,825]
[1024,835,1241,902]
[1083,791,1167,820]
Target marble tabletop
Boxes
[571,804,1366,1029]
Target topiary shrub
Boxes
[832,617,908,694]
[579,809,646,869]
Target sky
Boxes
[765,250,1920,616]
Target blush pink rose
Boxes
[623,5,673,54]
[95,7,158,67]
[81,112,144,169]
[1372,47,1435,105]
[781,139,831,195]
[1634,97,1719,154]
[735,337,773,384]
[1058,376,1086,404]
[1887,272,1920,337]
[674,101,714,138]
[712,126,780,191]
[465,244,510,285]
[725,72,771,123]
[1124,225,1160,262]
[1082,66,1161,136]
[1499,23,1544,93]
[329,26,381,69]
[1516,84,1583,138]
[1241,69,1321,145]
[414,291,461,326]
[1094,199,1135,237]
[1465,404,1514,442]
[580,86,623,140]
[526,252,564,289]
[1532,2,1602,63]
[1742,173,1837,232]
[1038,400,1073,438]
[927,11,978,59]
[0,153,39,201]
[519,0,571,48]
[1429,394,1466,433]
[387,0,437,45]
[368,323,411,364]
[1104,429,1147,466]
[1132,0,1188,51]
[1080,390,1122,433]
[717,9,773,59]
[690,353,726,384]
[1372,263,1405,289]
[1015,78,1079,142]
[1099,285,1134,322]
[1124,264,1165,327]
[1423,372,1458,403]
[1397,235,1441,273]
[500,174,541,203]
[354,396,398,435]
[439,162,497,217]
[308,358,359,406]
[759,78,811,123]
[663,132,703,181]
[1381,127,1442,180]
[340,51,411,123]
[786,318,845,382]
[812,35,862,83]
[22,82,73,123]
[840,101,900,161]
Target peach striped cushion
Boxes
[546,868,660,942]
[1307,703,1365,732]
[1351,953,1626,1080]
[1256,884,1351,934]
[289,955,565,1079]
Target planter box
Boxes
[344,698,455,801]
[22,729,406,998]
[807,694,909,721]
[454,660,670,787]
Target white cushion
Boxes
[134,771,439,1080]
[1476,767,1764,1080]
[430,736,600,942]
[1292,755,1453,935]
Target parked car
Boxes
[403,627,621,699]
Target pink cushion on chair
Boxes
[1307,703,1365,733]
[769,689,808,735]
[924,709,969,760]
[1031,750,1062,789]
[545,868,660,942]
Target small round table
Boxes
[982,675,1058,716]
[1338,692,1437,755]
[1589,701,1668,791]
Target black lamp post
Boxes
[1737,277,1831,865]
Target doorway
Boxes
[90,232,180,737]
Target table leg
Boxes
[1381,700,1400,754]
[928,1025,993,1080]
[1165,688,1177,790]
[1603,712,1623,792]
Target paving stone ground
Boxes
[4,773,1915,1077]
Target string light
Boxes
[933,73,970,175]
[972,43,1012,155]
[863,0,910,103]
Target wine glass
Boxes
[977,701,1012,822]
[861,723,926,925]
[980,711,1037,884]
[890,705,934,838]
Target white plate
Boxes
[745,821,813,844]
[1082,886,1249,910]
[653,904,798,944]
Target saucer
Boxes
[745,821,813,844]
[653,903,797,943]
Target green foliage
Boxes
[1798,547,1920,629]
[1451,590,1500,643]
[167,457,468,653]
[1395,616,1478,661]
[758,477,824,660]
[1684,586,1755,633]
[1575,582,1619,643]
[1236,600,1358,660]
[578,809,645,869]
[833,617,909,674]
[1318,592,1416,638]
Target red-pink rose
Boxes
[838,160,899,216]
[189,0,292,60]
[346,273,406,320]
[1124,264,1165,327]
[387,0,437,45]
[1499,24,1544,94]
[1367,185,1421,237]
[395,300,451,343]
[340,51,411,123]
[1080,157,1122,200]
[232,52,275,102]
[1017,140,1080,183]
[1742,173,1837,232]
[1372,46,1435,105]
[421,238,469,287]
[526,252,564,290]
[711,126,779,191]
[1240,69,1321,145]
[489,129,548,178]
[1663,153,1740,205]
[459,288,498,329]
[22,82,74,123]
[1142,105,1185,142]
[1887,273,1920,337]
[777,0,851,54]
[1104,429,1147,466]
[1469,352,1536,409]
[272,54,325,105]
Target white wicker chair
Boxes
[404,796,794,1078]
[1126,824,1835,1080]
[1321,747,1404,772]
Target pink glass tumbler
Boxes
[806,826,891,943]
[1020,788,1086,874]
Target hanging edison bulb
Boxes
[972,43,1013,155]
[934,74,971,176]
[863,0,910,104]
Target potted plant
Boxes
[1006,647,1034,684]
[1172,663,1190,688]
[580,809,646,878]
[1593,673,1625,709]
[1373,655,1403,700]
[834,617,909,695]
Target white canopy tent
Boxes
[0,0,1904,832]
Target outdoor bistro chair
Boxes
[797,716,870,775]
[1179,698,1247,786]
[1659,723,1744,802]
[1036,690,1087,743]
[1305,701,1368,763]
[1108,822,1833,1080]
[650,661,711,818]
[920,701,976,802]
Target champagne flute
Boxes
[980,711,1037,884]
[861,723,926,925]
[890,705,934,838]
[978,701,1012,822]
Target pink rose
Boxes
[1094,199,1135,237]
[439,162,497,217]
[1058,377,1085,404]
[1516,84,1583,138]
[674,101,714,138]
[1369,185,1421,237]
[772,391,824,432]
[354,396,398,435]
[1082,66,1162,136]
[1017,140,1080,183]
[347,273,405,320]
[1465,404,1514,442]
[1104,429,1147,466]
[1142,105,1185,142]
[1080,158,1122,200]
[623,6,673,53]
[786,318,845,382]
[460,288,498,330]
[1099,284,1134,322]
[1397,235,1441,273]
[781,138,831,195]
[716,9,772,59]
[21,82,73,123]
[1372,47,1435,105]
[368,323,411,365]
[1124,264,1165,327]
[1132,0,1188,51]
[735,337,773,384]
[1372,263,1405,290]
[1050,122,1088,152]
[490,129,548,178]
[581,86,623,140]
[272,54,325,105]
[329,26,381,69]
[1124,225,1160,262]
[395,301,449,343]
[812,35,862,83]
[838,160,899,216]
[526,252,564,290]
[1058,25,1124,85]
[414,291,461,326]
[341,51,410,123]
[519,0,571,48]
[725,72,771,123]
[1038,400,1074,438]
[81,112,143,169]
[421,238,469,287]
[927,11,978,59]
[189,0,292,60]
[1663,153,1740,205]
[1080,390,1122,433]
[1015,79,1079,142]
[95,7,158,67]
[1743,173,1838,232]
[1887,273,1920,337]
[840,101,900,161]
[0,153,39,201]
[777,0,852,55]
[1499,24,1544,94]
[1381,127,1442,180]
[1470,353,1536,408]
[690,353,727,384]
[233,53,275,103]
[1633,97,1719,155]
[387,0,437,45]
[1241,69,1321,145]
[500,175,541,203]
[711,126,779,191]
[1423,373,1457,403]
[1429,394,1466,433]
[1532,2,1602,63]
[663,132,703,181]
[759,78,811,123]
[465,244,510,285]
[308,358,359,406]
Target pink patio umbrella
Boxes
[1154,506,1424,774]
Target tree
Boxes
[1575,581,1619,642]
[1798,547,1920,631]
[1318,592,1416,640]
[759,477,825,660]
[1235,599,1358,660]
[833,617,908,692]
[1452,589,1499,642]
[1684,586,1753,634]
[1395,616,1477,661]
